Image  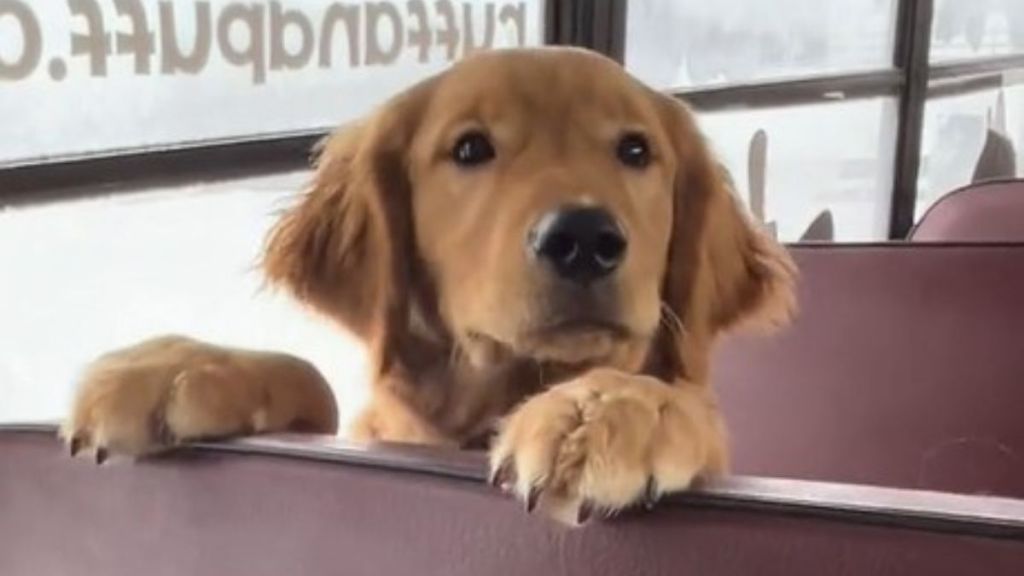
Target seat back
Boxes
[2,427,1023,576]
[715,243,1024,497]
[910,179,1024,241]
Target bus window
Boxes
[626,0,899,242]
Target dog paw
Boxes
[60,336,337,461]
[489,369,721,525]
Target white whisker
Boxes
[659,302,687,341]
[449,341,466,368]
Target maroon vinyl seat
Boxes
[909,179,1024,241]
[716,243,1024,497]
[4,243,1024,574]
[1,425,1022,576]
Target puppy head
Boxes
[265,47,795,379]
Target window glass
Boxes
[625,0,897,90]
[0,0,544,165]
[0,175,372,425]
[931,0,1024,62]
[916,80,1024,218]
[697,98,898,242]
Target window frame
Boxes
[627,0,1024,240]
[3,0,1023,240]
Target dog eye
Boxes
[451,131,495,167]
[616,132,650,168]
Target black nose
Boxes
[528,206,627,283]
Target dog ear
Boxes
[655,95,797,381]
[263,81,434,372]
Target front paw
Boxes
[489,369,723,525]
[60,336,336,462]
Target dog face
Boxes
[407,50,676,369]
[265,48,794,380]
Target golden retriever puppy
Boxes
[61,47,795,524]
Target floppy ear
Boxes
[263,82,433,372]
[656,96,797,381]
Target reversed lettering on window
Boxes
[0,0,541,163]
[1,0,529,83]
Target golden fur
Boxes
[62,47,796,524]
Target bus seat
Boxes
[715,243,1024,497]
[909,179,1024,241]
[2,425,1022,576]
[4,245,1024,575]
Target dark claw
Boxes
[488,459,514,489]
[643,477,659,510]
[151,414,174,446]
[577,500,595,524]
[68,436,83,457]
[525,486,542,513]
[94,447,109,465]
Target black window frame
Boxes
[2,0,1023,240]
[632,0,1024,239]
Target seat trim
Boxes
[908,178,1024,242]
[3,422,1023,539]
